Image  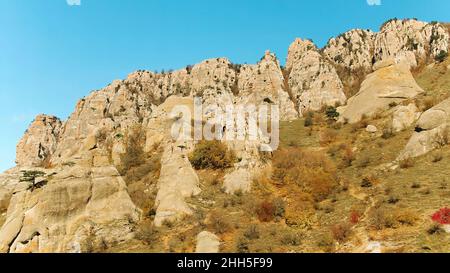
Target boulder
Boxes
[392,103,421,132]
[339,64,424,123]
[398,98,450,160]
[0,165,140,253]
[366,125,378,133]
[195,231,220,253]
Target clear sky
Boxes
[1,0,450,172]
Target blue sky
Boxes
[1,0,450,172]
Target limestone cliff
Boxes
[1,18,449,253]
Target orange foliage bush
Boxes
[256,201,276,222]
[272,148,339,201]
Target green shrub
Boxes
[280,231,302,246]
[435,50,448,62]
[236,237,250,253]
[119,127,146,174]
[399,158,415,169]
[304,111,314,127]
[243,224,260,240]
[272,197,286,218]
[189,141,236,170]
[325,106,340,120]
[135,221,159,245]
[381,126,395,139]
[209,211,231,234]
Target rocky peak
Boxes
[236,50,298,120]
[189,58,236,108]
[323,29,376,71]
[16,114,62,167]
[374,19,449,67]
[286,38,318,71]
[286,39,346,115]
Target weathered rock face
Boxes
[392,103,421,132]
[287,39,347,115]
[236,51,298,121]
[223,140,264,194]
[154,142,201,227]
[190,58,236,104]
[0,169,21,213]
[16,115,62,167]
[51,78,154,166]
[374,19,449,68]
[146,97,201,227]
[0,165,140,253]
[323,29,376,71]
[195,231,220,253]
[3,18,449,253]
[399,98,450,160]
[338,64,424,123]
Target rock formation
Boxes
[1,17,449,253]
[338,63,424,123]
[287,39,347,115]
[236,51,298,120]
[195,231,220,253]
[392,103,421,132]
[374,19,449,68]
[323,29,376,72]
[16,115,62,167]
[0,165,139,253]
[399,98,450,160]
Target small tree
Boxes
[435,50,448,62]
[189,141,236,170]
[325,106,340,120]
[20,170,46,191]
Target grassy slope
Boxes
[413,57,450,108]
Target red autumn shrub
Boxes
[431,208,450,225]
[256,201,276,222]
[330,223,352,242]
[349,211,361,225]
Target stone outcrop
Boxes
[338,63,424,123]
[399,98,450,160]
[146,97,201,227]
[2,17,450,253]
[366,125,378,133]
[392,103,421,132]
[0,165,140,253]
[16,115,62,167]
[0,169,21,213]
[236,51,298,120]
[154,142,201,227]
[287,39,347,115]
[374,19,449,68]
[323,29,376,71]
[195,231,220,253]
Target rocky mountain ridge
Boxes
[1,18,449,253]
